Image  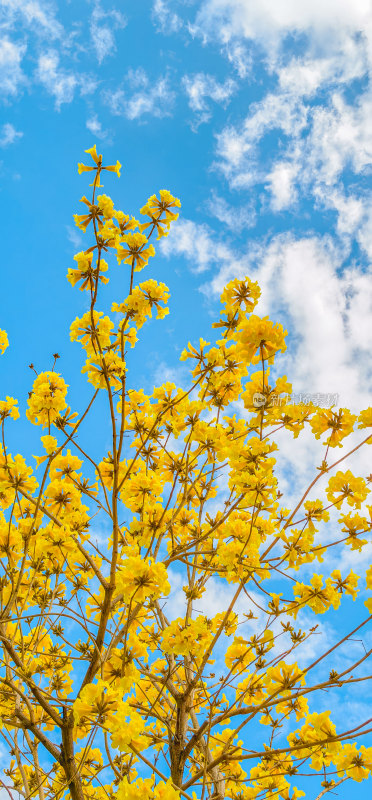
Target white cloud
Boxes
[126,67,149,90]
[213,75,372,246]
[152,0,183,34]
[357,207,372,259]
[86,114,109,140]
[152,360,190,389]
[0,0,63,39]
[0,122,23,147]
[106,71,175,120]
[182,72,236,127]
[0,37,27,97]
[278,45,367,97]
[206,190,256,231]
[192,0,372,54]
[267,161,299,211]
[36,50,77,108]
[79,75,99,97]
[214,91,308,189]
[127,78,175,120]
[90,0,126,64]
[326,191,365,237]
[160,219,234,273]
[187,1,372,245]
[225,40,252,78]
[66,225,83,251]
[306,92,372,188]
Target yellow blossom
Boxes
[0,329,9,354]
[117,232,155,272]
[26,372,68,428]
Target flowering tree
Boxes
[0,146,371,800]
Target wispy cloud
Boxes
[0,37,27,97]
[213,62,372,245]
[160,218,234,273]
[36,50,77,108]
[105,70,175,120]
[0,0,63,39]
[206,190,256,231]
[89,0,126,64]
[214,90,308,189]
[152,0,183,34]
[66,225,83,251]
[192,0,372,56]
[86,114,110,141]
[0,122,23,147]
[266,160,299,211]
[182,72,236,128]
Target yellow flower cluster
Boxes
[116,555,170,604]
[162,616,215,657]
[117,777,180,800]
[326,470,368,509]
[0,329,8,354]
[287,570,359,618]
[67,251,109,291]
[70,310,114,355]
[112,279,170,329]
[26,371,68,428]
[236,314,287,365]
[310,407,357,447]
[0,396,19,421]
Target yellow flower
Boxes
[326,470,369,509]
[117,777,154,800]
[117,232,155,272]
[366,565,372,589]
[33,434,58,467]
[0,396,19,421]
[221,277,261,314]
[0,453,38,497]
[105,159,122,177]
[97,194,115,219]
[162,616,213,656]
[358,407,372,440]
[73,679,119,726]
[336,743,372,781]
[43,479,82,517]
[236,315,287,365]
[140,189,181,238]
[49,450,83,483]
[67,251,109,292]
[339,511,369,551]
[109,699,145,751]
[265,660,305,696]
[73,196,104,232]
[303,500,330,532]
[116,555,170,603]
[78,145,121,185]
[41,435,58,454]
[310,407,356,447]
[330,569,359,600]
[26,372,68,428]
[82,351,126,390]
[112,279,170,329]
[70,310,114,355]
[0,329,9,354]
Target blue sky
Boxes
[1,0,372,797]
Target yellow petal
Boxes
[85,144,101,164]
[78,163,94,174]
